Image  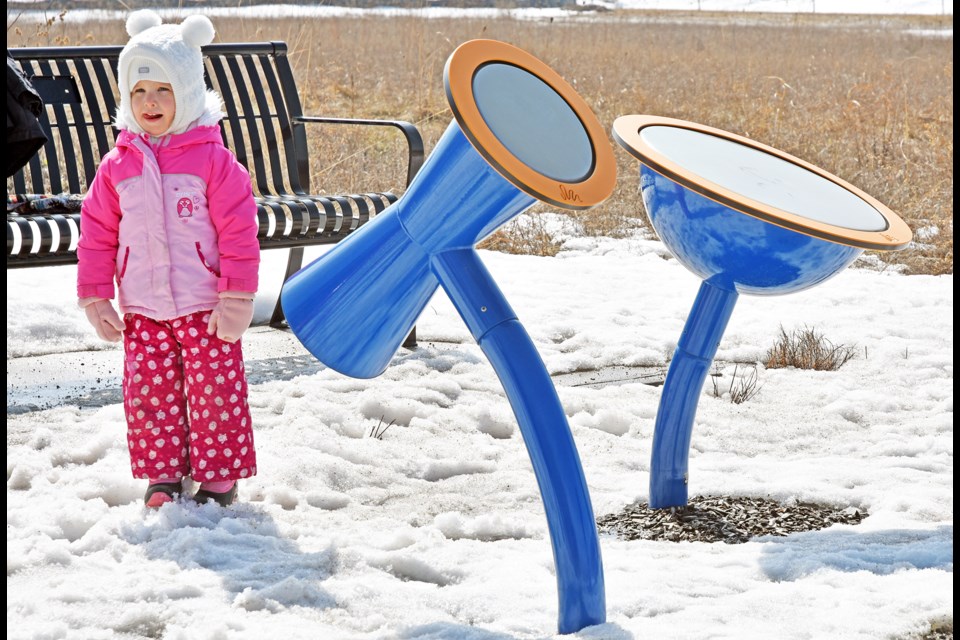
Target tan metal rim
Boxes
[612,114,912,250]
[445,39,617,210]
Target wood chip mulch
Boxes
[596,494,866,544]
[597,496,952,639]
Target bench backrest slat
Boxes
[42,59,72,193]
[258,52,308,193]
[244,54,288,194]
[228,54,273,194]
[48,58,87,193]
[207,54,252,180]
[271,46,311,190]
[73,58,114,182]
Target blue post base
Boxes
[649,473,689,510]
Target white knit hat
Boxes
[117,10,217,136]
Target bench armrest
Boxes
[294,116,425,187]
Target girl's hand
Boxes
[207,292,255,343]
[78,297,126,342]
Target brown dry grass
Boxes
[8,9,953,274]
[764,325,857,371]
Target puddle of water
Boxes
[552,365,666,389]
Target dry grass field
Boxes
[8,9,953,274]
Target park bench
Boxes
[6,41,425,338]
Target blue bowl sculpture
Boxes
[282,40,616,633]
[612,114,912,509]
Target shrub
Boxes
[763,325,856,371]
[709,363,763,404]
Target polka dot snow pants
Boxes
[122,311,257,483]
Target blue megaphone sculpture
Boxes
[612,114,912,509]
[282,40,617,634]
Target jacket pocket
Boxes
[116,246,130,285]
[196,243,221,277]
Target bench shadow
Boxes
[757,523,953,581]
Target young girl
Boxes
[77,10,261,508]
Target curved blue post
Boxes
[433,248,606,634]
[649,280,739,509]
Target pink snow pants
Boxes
[122,311,257,482]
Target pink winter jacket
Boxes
[77,126,259,321]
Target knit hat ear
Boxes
[181,15,216,48]
[126,10,162,37]
[116,11,216,136]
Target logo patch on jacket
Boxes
[176,197,195,218]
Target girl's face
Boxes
[131,80,176,136]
